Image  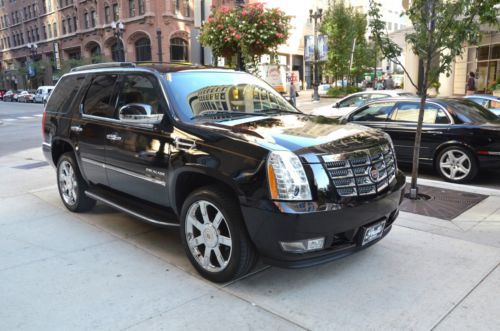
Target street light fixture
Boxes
[111,20,125,62]
[309,8,322,102]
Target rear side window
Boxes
[351,102,395,122]
[45,75,85,113]
[82,75,118,118]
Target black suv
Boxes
[42,63,405,282]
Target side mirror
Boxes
[119,103,162,124]
[334,102,340,108]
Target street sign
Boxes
[304,35,328,62]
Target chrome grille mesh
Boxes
[323,145,397,197]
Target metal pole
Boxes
[157,29,163,62]
[310,9,322,102]
[235,0,245,70]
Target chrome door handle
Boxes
[70,125,83,133]
[106,134,122,142]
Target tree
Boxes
[199,3,291,73]
[321,0,372,85]
[368,0,499,198]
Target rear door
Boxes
[349,101,397,131]
[77,74,119,186]
[384,101,451,162]
[105,73,172,206]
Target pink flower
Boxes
[220,6,230,14]
[235,34,242,40]
[275,33,284,38]
[207,16,214,22]
[241,10,248,16]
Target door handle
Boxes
[106,133,122,142]
[70,125,83,133]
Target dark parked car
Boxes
[342,97,500,183]
[42,63,405,282]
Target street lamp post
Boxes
[235,0,245,71]
[111,21,125,62]
[26,43,38,88]
[309,8,322,102]
[156,28,163,63]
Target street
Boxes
[0,101,44,157]
[1,100,500,330]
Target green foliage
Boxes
[199,3,291,72]
[326,85,362,98]
[320,1,372,82]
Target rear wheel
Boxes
[180,186,258,283]
[436,146,478,183]
[57,152,96,212]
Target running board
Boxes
[85,188,179,228]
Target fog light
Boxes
[280,237,325,253]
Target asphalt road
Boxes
[1,100,499,189]
[0,101,44,157]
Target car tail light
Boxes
[41,111,47,140]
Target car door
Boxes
[384,101,451,163]
[77,74,119,186]
[349,101,397,131]
[105,73,172,206]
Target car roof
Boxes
[68,62,232,75]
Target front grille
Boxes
[323,145,397,198]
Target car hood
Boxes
[199,114,389,163]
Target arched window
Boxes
[170,38,188,62]
[90,44,101,57]
[135,37,151,62]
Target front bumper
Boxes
[241,170,406,268]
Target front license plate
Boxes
[361,221,386,246]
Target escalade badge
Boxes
[370,166,380,182]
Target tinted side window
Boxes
[83,75,118,118]
[339,94,369,107]
[45,75,85,113]
[116,74,164,115]
[351,102,395,122]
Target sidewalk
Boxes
[0,147,499,330]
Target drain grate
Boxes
[400,185,487,221]
[13,161,49,170]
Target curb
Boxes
[406,177,500,197]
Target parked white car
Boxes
[312,90,415,117]
[34,86,55,103]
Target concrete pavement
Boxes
[0,147,499,330]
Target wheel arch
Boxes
[169,168,244,217]
[51,138,75,165]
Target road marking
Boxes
[34,114,43,117]
[18,116,34,119]
[2,118,16,121]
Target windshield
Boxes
[164,71,300,122]
[447,99,500,123]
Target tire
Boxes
[180,186,258,283]
[435,146,478,183]
[56,152,96,212]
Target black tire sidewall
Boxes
[180,187,249,283]
[436,146,478,183]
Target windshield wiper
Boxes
[191,111,268,120]
[256,108,306,116]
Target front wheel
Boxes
[180,186,258,283]
[57,152,96,212]
[435,146,478,183]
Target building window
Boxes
[138,0,145,15]
[62,19,66,34]
[27,30,31,42]
[53,22,57,37]
[47,0,52,12]
[129,0,135,17]
[84,12,89,29]
[104,6,110,23]
[113,4,119,21]
[184,0,190,17]
[170,38,188,62]
[91,10,96,27]
[175,0,180,13]
[67,17,72,33]
[90,44,101,58]
[73,16,77,31]
[35,27,39,40]
[135,37,151,61]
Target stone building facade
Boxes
[0,0,194,89]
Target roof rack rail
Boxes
[70,62,136,72]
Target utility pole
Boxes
[235,0,245,70]
[309,8,322,101]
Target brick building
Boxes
[0,0,194,89]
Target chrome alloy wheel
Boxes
[439,149,471,181]
[58,160,78,206]
[185,200,232,272]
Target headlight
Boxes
[267,151,312,201]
